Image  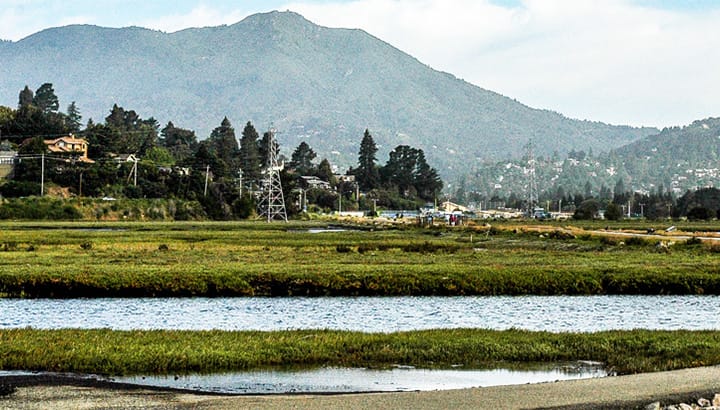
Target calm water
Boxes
[0,363,607,394]
[1,295,718,332]
[115,364,607,393]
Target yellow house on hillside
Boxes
[44,135,94,163]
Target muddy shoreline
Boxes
[2,367,720,409]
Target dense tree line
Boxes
[0,84,443,219]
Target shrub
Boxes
[685,237,703,246]
[402,241,459,254]
[687,207,713,221]
[624,236,648,247]
[336,244,353,253]
[0,383,16,397]
[547,230,576,240]
[707,243,720,253]
[600,236,619,246]
[80,242,93,250]
[158,244,169,251]
[357,243,378,254]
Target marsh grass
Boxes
[1,221,720,297]
[1,328,719,376]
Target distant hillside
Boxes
[0,11,656,181]
[612,117,720,189]
[465,117,720,201]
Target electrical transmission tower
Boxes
[257,126,287,222]
[525,140,538,215]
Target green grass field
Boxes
[0,220,719,297]
[2,220,719,377]
[1,328,718,376]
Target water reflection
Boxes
[114,363,607,394]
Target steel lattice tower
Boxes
[526,140,538,215]
[258,127,288,222]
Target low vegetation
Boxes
[1,220,720,297]
[1,328,718,376]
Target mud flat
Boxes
[2,366,720,409]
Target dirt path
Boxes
[3,366,720,409]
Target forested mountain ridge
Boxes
[463,117,720,206]
[0,11,656,181]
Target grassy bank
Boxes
[1,328,718,376]
[1,220,720,297]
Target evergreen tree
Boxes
[259,129,279,167]
[289,141,316,175]
[413,149,443,201]
[381,145,418,197]
[613,178,625,200]
[316,158,335,184]
[33,83,60,114]
[18,86,33,108]
[66,101,82,132]
[239,121,261,184]
[356,129,380,191]
[207,117,239,178]
[160,121,197,164]
[605,202,623,220]
[103,104,158,155]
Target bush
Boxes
[600,236,619,246]
[402,241,459,254]
[0,383,16,397]
[687,207,713,221]
[0,180,41,198]
[357,243,378,254]
[336,244,353,253]
[0,197,82,220]
[685,237,703,246]
[624,236,648,247]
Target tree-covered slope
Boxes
[612,117,720,188]
[0,11,655,180]
[463,117,720,203]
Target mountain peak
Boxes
[0,12,657,181]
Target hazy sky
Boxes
[1,0,718,128]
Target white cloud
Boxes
[2,0,719,127]
[280,0,720,127]
[134,5,251,33]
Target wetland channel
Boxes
[3,295,716,393]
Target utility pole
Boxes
[133,158,138,187]
[640,203,645,218]
[525,140,538,216]
[238,169,243,197]
[40,154,44,196]
[203,165,210,196]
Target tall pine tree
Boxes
[208,117,239,178]
[356,129,380,191]
[239,121,261,185]
[289,141,316,175]
[33,83,60,114]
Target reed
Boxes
[1,328,718,376]
[1,221,720,297]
